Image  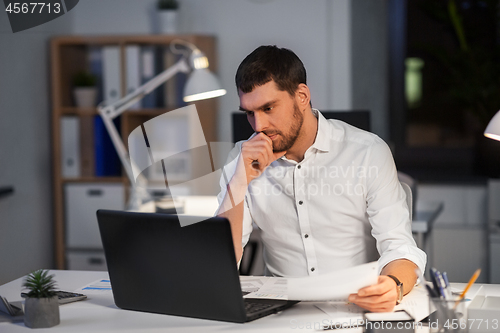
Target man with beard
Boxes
[216,45,426,312]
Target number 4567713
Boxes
[5,2,61,14]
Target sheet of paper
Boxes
[395,283,429,322]
[288,261,379,301]
[244,278,287,300]
[316,301,364,319]
[239,276,270,293]
[74,279,112,295]
[315,302,364,331]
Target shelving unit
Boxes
[51,35,219,269]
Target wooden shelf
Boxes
[51,35,219,269]
[60,107,98,115]
[62,177,124,183]
[60,107,183,117]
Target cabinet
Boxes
[418,184,488,283]
[51,35,219,269]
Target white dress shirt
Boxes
[217,109,426,277]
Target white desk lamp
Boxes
[484,110,500,141]
[97,40,226,211]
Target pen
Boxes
[425,284,439,298]
[442,272,452,298]
[436,272,450,300]
[429,268,441,297]
[431,268,446,299]
[415,267,439,298]
[454,268,481,309]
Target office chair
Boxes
[398,172,417,218]
[400,182,413,219]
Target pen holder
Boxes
[429,297,468,333]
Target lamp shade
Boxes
[484,110,500,141]
[183,68,226,102]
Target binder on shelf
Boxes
[88,46,104,106]
[102,46,121,105]
[61,116,81,178]
[94,116,121,177]
[141,46,158,108]
[163,46,177,108]
[162,47,188,108]
[175,53,188,108]
[125,45,141,110]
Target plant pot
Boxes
[158,10,178,34]
[24,296,60,328]
[73,87,97,108]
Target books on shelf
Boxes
[162,46,188,109]
[61,116,81,178]
[63,43,195,179]
[140,45,160,108]
[83,45,188,110]
[125,45,141,110]
[88,46,104,106]
[102,46,122,105]
[60,115,121,178]
[94,116,121,177]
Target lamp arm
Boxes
[97,57,191,187]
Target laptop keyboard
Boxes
[244,300,275,314]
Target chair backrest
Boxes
[231,110,371,143]
[400,181,413,219]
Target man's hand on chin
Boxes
[347,275,399,312]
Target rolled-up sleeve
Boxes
[364,139,427,274]
[216,142,254,249]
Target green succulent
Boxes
[157,0,179,10]
[73,70,97,87]
[22,269,57,298]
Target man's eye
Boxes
[264,107,273,112]
[246,111,254,117]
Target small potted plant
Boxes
[73,70,97,108]
[157,0,179,34]
[22,269,60,328]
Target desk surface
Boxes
[0,270,346,333]
[1,270,498,333]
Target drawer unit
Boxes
[65,183,124,249]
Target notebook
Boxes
[96,210,298,323]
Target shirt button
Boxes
[299,201,303,205]
[297,165,301,169]
[311,267,315,272]
[304,234,309,238]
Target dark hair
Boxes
[235,45,307,96]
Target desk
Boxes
[0,270,346,333]
[1,270,498,333]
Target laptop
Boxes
[96,210,299,323]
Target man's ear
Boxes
[295,83,310,108]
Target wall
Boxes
[0,10,72,284]
[0,0,391,284]
[67,0,361,142]
[351,0,389,140]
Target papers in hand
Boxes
[288,261,379,301]
[243,261,379,301]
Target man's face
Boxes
[239,81,304,153]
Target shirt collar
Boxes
[310,108,331,153]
